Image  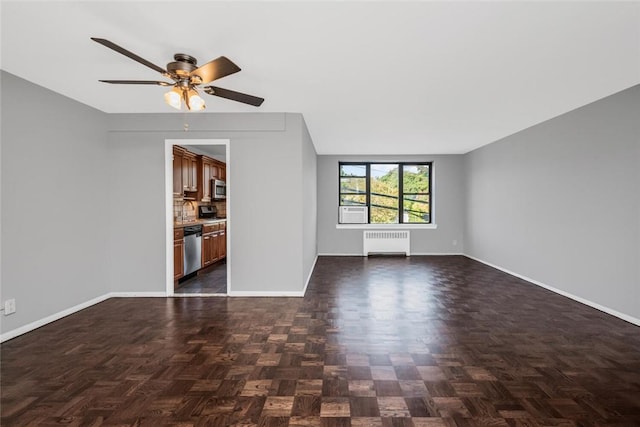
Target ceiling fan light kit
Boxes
[164,87,183,110]
[91,37,264,111]
[186,89,206,111]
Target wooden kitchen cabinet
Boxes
[190,157,198,191]
[197,155,215,202]
[213,231,222,262]
[203,223,218,234]
[211,160,226,180]
[181,151,198,192]
[212,223,226,261]
[181,156,190,191]
[202,160,212,201]
[172,146,185,196]
[202,234,213,267]
[211,163,219,180]
[202,222,226,267]
[202,224,216,267]
[174,228,184,282]
[174,146,224,198]
[219,227,226,259]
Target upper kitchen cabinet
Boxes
[172,146,185,196]
[181,151,198,193]
[197,155,215,202]
[211,162,219,180]
[174,145,225,200]
[211,160,226,180]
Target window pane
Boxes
[402,164,429,193]
[340,177,366,194]
[340,164,366,177]
[370,164,398,223]
[340,194,366,206]
[370,205,399,223]
[403,195,430,223]
[370,164,397,179]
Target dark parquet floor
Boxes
[2,256,640,426]
[177,262,227,294]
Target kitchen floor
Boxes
[175,261,226,294]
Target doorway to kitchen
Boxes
[165,138,231,297]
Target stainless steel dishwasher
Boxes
[183,225,202,276]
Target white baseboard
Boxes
[317,253,362,256]
[317,253,464,257]
[411,252,464,256]
[108,292,168,298]
[171,293,226,297]
[227,291,305,297]
[226,257,318,297]
[0,293,111,343]
[0,292,168,343]
[301,255,318,296]
[464,254,640,327]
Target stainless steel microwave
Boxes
[212,179,226,199]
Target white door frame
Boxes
[165,138,231,296]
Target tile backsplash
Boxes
[173,198,226,223]
[173,199,196,222]
[212,201,226,217]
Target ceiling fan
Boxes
[91,37,264,111]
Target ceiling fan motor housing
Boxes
[167,53,198,78]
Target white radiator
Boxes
[363,230,410,256]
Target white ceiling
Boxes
[1,1,639,155]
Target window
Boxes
[339,162,432,224]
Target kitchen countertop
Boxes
[174,218,226,228]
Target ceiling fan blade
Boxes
[190,56,241,84]
[99,80,172,86]
[204,86,264,107]
[91,37,168,75]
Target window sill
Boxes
[336,223,438,230]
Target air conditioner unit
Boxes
[339,206,368,224]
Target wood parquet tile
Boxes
[2,255,640,426]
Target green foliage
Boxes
[402,166,430,222]
[370,165,430,223]
[403,167,429,193]
[370,172,398,223]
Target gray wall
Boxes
[1,72,318,337]
[317,155,465,255]
[301,119,318,285]
[107,130,167,293]
[464,85,640,321]
[107,113,316,295]
[1,71,110,335]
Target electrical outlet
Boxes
[4,299,16,315]
[453,239,458,246]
